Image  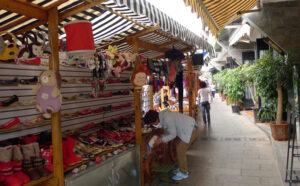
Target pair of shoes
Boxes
[98,92,113,98]
[62,95,77,102]
[78,109,92,115]
[120,79,130,83]
[172,170,189,181]
[23,115,45,127]
[78,93,90,100]
[63,112,79,118]
[18,57,41,65]
[19,97,36,106]
[0,77,18,86]
[80,122,96,131]
[0,95,19,108]
[93,107,103,113]
[19,76,38,85]
[0,117,21,130]
[103,105,112,111]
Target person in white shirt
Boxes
[198,81,213,125]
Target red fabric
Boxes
[139,62,150,75]
[64,21,95,53]
[168,62,176,82]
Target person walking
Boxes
[143,109,199,181]
[197,81,213,125]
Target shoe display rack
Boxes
[0,62,134,141]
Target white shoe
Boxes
[172,171,189,181]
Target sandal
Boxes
[0,77,18,86]
[19,76,38,85]
[23,115,45,127]
[63,112,79,118]
[19,97,36,106]
[0,95,19,108]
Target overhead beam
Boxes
[127,38,168,53]
[0,0,47,21]
[15,0,47,10]
[127,26,160,39]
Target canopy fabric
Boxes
[0,0,213,58]
[111,0,212,51]
[184,0,257,36]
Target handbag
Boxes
[0,31,19,62]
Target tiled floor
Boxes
[152,94,283,186]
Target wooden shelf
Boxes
[24,174,53,186]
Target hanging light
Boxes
[64,20,95,55]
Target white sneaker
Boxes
[172,171,189,181]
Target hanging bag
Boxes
[0,31,19,62]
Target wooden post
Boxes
[149,75,154,110]
[48,7,64,186]
[188,58,193,117]
[132,38,144,186]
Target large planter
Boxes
[231,105,240,113]
[238,102,244,111]
[270,123,289,140]
[221,94,226,101]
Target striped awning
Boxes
[0,0,213,58]
[184,0,257,36]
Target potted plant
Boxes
[253,51,293,140]
[224,67,245,113]
[213,69,228,101]
[241,63,259,122]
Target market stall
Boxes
[0,0,211,185]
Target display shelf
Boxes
[24,174,54,186]
[64,140,136,173]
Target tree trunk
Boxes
[247,83,257,108]
[276,81,283,125]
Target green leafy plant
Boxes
[224,67,245,105]
[253,51,293,124]
[213,69,228,93]
[241,63,258,108]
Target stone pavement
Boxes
[152,94,283,186]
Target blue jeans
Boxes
[200,101,210,124]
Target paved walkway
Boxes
[154,94,283,186]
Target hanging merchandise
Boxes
[165,47,185,61]
[16,31,43,65]
[122,51,136,70]
[131,71,147,89]
[64,20,95,55]
[0,31,19,62]
[105,45,122,77]
[33,71,62,119]
[168,62,177,83]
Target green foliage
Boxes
[253,51,293,122]
[212,69,228,91]
[224,67,245,105]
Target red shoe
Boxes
[103,92,112,97]
[12,161,22,172]
[0,175,5,182]
[0,118,20,130]
[98,94,103,98]
[90,94,96,98]
[114,79,121,83]
[19,57,41,65]
[113,106,121,110]
[4,174,23,186]
[93,107,103,113]
[22,134,38,144]
[63,137,82,166]
[81,123,95,131]
[0,162,13,176]
[105,120,113,124]
[107,79,114,84]
[14,171,30,184]
[122,103,131,108]
[78,109,92,115]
